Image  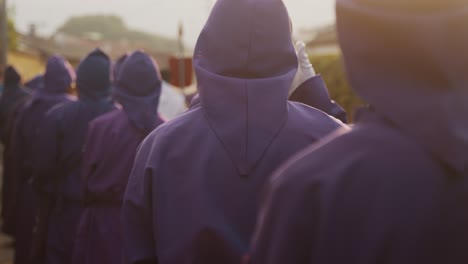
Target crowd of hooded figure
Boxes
[0,0,467,264]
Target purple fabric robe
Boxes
[250,1,468,264]
[9,56,75,264]
[25,75,44,91]
[122,1,346,263]
[0,66,30,236]
[34,49,116,264]
[72,51,164,264]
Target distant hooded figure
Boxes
[71,51,164,264]
[34,49,116,264]
[0,66,30,235]
[122,0,346,263]
[249,1,468,264]
[9,56,75,264]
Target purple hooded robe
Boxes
[249,1,468,264]
[9,56,75,264]
[122,0,346,263]
[72,51,164,264]
[34,49,116,264]
[0,66,30,236]
[190,79,348,123]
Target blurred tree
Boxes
[311,55,364,121]
[57,15,178,52]
[58,15,126,40]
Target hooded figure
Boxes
[34,49,116,264]
[0,66,30,235]
[71,51,164,264]
[250,1,468,264]
[189,41,348,122]
[122,0,345,263]
[8,56,75,264]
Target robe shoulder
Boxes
[135,107,206,162]
[286,100,347,139]
[88,109,127,132]
[271,121,445,197]
[45,100,75,121]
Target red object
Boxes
[169,56,193,88]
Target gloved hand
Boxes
[289,41,316,96]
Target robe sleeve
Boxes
[290,75,348,123]
[122,136,158,264]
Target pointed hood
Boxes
[42,56,75,95]
[194,0,297,176]
[114,50,163,133]
[76,49,112,101]
[4,66,21,87]
[337,0,468,174]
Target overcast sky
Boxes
[10,0,336,47]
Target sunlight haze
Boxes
[11,0,335,47]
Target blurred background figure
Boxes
[0,66,29,237]
[8,56,75,264]
[289,41,347,123]
[72,50,165,264]
[159,73,186,120]
[249,1,468,264]
[33,49,115,264]
[122,0,346,263]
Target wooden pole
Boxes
[178,21,185,90]
[0,0,7,77]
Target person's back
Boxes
[10,56,75,264]
[0,66,30,236]
[249,1,468,263]
[34,49,116,264]
[122,1,346,263]
[72,51,165,264]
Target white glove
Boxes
[289,41,316,96]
